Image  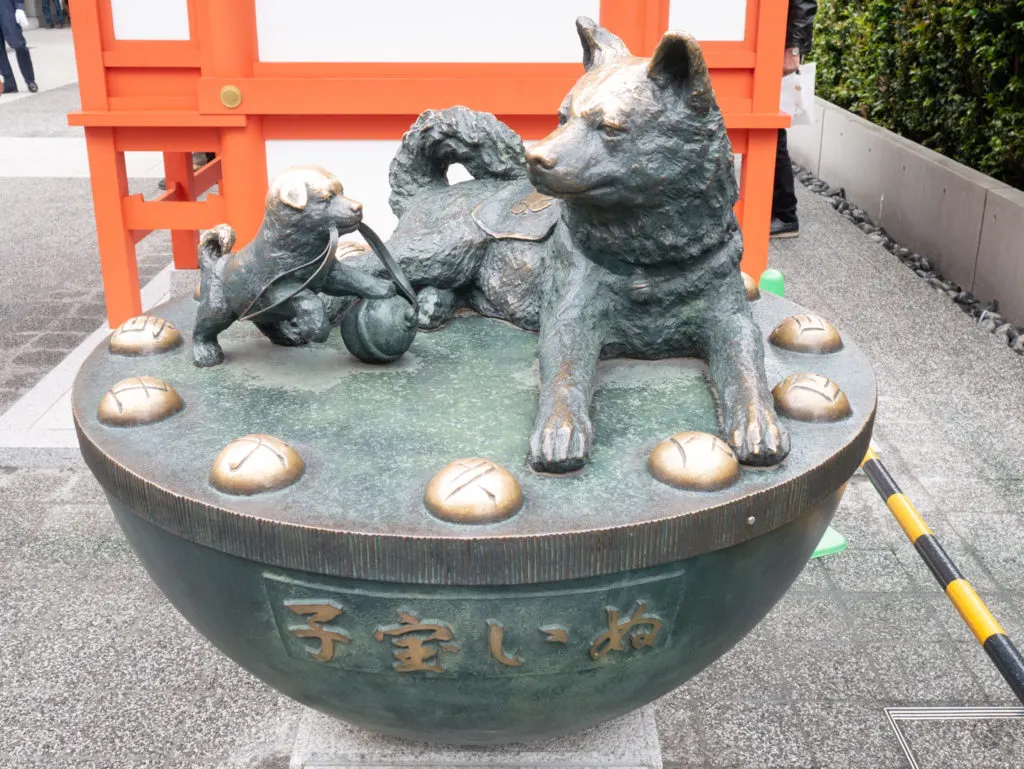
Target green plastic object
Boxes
[810,526,848,559]
[759,268,786,297]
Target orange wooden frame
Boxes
[69,0,790,327]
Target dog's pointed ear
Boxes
[647,31,714,112]
[276,176,309,210]
[576,16,630,71]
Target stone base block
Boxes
[169,267,200,299]
[290,707,663,769]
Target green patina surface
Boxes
[74,293,874,542]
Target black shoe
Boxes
[2,88,17,95]
[158,178,167,191]
[27,82,38,93]
[770,217,799,239]
[45,21,53,28]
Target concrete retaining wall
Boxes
[788,98,1024,326]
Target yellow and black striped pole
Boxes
[861,447,1024,704]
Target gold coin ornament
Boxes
[741,272,760,301]
[97,376,184,427]
[772,373,852,422]
[424,459,523,524]
[108,315,183,356]
[210,434,305,495]
[769,314,843,354]
[648,431,740,491]
[219,85,243,109]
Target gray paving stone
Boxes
[898,716,1024,769]
[685,641,790,703]
[772,641,884,702]
[819,548,922,592]
[838,592,951,644]
[791,701,907,769]
[699,703,815,768]
[654,690,709,769]
[860,640,989,703]
[756,591,853,644]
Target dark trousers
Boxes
[772,128,798,223]
[41,0,65,25]
[0,3,35,91]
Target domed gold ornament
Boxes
[210,434,305,495]
[424,459,523,524]
[769,314,843,354]
[741,272,760,301]
[108,315,183,356]
[772,373,852,422]
[97,376,184,427]
[648,431,740,491]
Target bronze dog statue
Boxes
[339,18,790,473]
[193,167,396,367]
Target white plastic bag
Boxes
[780,62,816,126]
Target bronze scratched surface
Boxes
[73,292,875,585]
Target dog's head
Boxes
[526,18,723,210]
[267,166,363,234]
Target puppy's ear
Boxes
[647,31,714,113]
[276,177,309,210]
[576,16,630,71]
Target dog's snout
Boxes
[526,147,557,171]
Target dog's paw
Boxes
[193,340,225,368]
[726,400,790,466]
[529,403,593,474]
[416,287,458,330]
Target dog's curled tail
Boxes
[198,224,236,273]
[388,106,528,217]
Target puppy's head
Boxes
[267,166,363,234]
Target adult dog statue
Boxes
[338,17,790,474]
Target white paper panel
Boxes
[266,140,484,240]
[668,0,746,42]
[110,0,190,41]
[255,0,601,63]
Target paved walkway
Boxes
[1,30,1022,769]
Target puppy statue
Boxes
[192,166,397,367]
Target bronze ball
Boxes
[340,296,417,364]
[769,314,843,354]
[97,376,184,427]
[210,434,305,495]
[772,373,852,422]
[108,315,183,356]
[648,431,740,491]
[741,272,760,301]
[424,459,523,524]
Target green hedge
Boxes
[813,0,1024,189]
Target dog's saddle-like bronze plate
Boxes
[472,181,560,242]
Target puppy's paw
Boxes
[726,400,790,466]
[416,287,458,330]
[529,402,593,474]
[193,340,225,368]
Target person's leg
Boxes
[0,7,36,90]
[771,128,799,237]
[42,0,54,27]
[0,20,15,92]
